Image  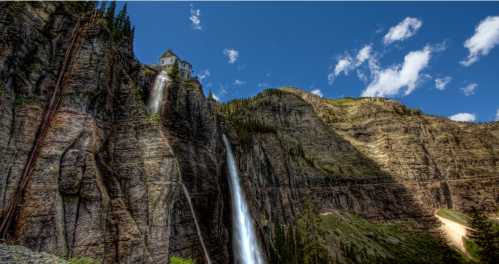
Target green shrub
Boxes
[145,112,161,125]
[132,84,145,103]
[143,67,156,77]
[15,96,37,106]
[170,256,194,264]
[68,257,100,264]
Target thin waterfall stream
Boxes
[147,70,170,113]
[222,135,265,264]
[148,71,213,263]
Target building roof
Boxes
[160,49,177,59]
[160,49,192,67]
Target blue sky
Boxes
[126,1,499,122]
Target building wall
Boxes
[160,56,192,80]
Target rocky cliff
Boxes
[221,88,498,261]
[0,2,229,264]
[0,2,497,264]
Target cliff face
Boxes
[0,2,229,263]
[1,2,498,264]
[221,88,498,258]
[283,87,498,214]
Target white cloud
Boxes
[449,113,476,122]
[328,44,374,85]
[197,69,210,81]
[334,56,354,76]
[361,46,432,97]
[461,16,499,66]
[435,76,452,90]
[496,109,499,121]
[189,6,202,30]
[383,17,423,45]
[310,89,323,97]
[212,93,220,102]
[461,83,478,96]
[223,48,239,64]
[233,79,245,86]
[356,45,372,65]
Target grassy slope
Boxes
[318,212,466,264]
[436,208,470,226]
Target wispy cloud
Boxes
[383,17,422,45]
[449,113,476,122]
[461,16,499,66]
[328,44,375,85]
[461,83,478,96]
[223,48,239,64]
[496,109,499,121]
[435,76,452,90]
[197,69,210,81]
[361,46,432,97]
[310,89,323,97]
[189,5,202,30]
[233,79,245,86]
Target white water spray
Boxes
[222,135,265,264]
[147,70,170,113]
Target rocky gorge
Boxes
[0,2,497,264]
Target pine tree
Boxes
[105,0,116,30]
[468,208,499,264]
[98,1,107,14]
[114,2,127,40]
[168,60,181,84]
[297,199,330,264]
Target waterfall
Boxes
[222,135,265,264]
[148,70,170,113]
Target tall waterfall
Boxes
[147,70,170,113]
[222,135,265,264]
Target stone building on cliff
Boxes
[160,49,192,80]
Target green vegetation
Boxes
[98,1,134,43]
[0,81,5,96]
[326,97,361,106]
[66,1,96,13]
[143,67,156,77]
[67,257,100,264]
[168,61,181,84]
[169,256,194,264]
[437,208,470,226]
[270,199,329,264]
[132,83,146,103]
[15,95,37,106]
[468,208,499,263]
[464,237,481,260]
[219,89,283,146]
[271,201,467,264]
[145,112,161,125]
[437,208,499,263]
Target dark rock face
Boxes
[221,88,498,258]
[1,2,497,264]
[0,2,229,263]
[162,81,230,263]
[0,243,66,264]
